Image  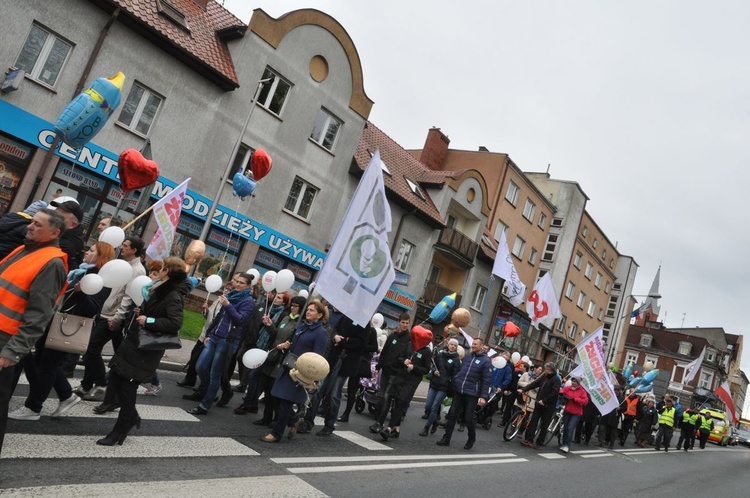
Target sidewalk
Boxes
[102,339,430,402]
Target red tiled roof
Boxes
[625,325,711,356]
[478,227,498,263]
[354,122,446,227]
[95,0,245,89]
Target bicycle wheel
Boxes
[503,412,524,441]
[543,416,560,446]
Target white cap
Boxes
[50,196,79,206]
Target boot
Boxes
[96,430,126,446]
[419,426,429,437]
[436,437,450,446]
[216,390,233,407]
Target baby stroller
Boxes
[355,355,381,414]
[475,391,499,430]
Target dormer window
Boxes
[640,334,652,348]
[405,178,425,200]
[706,348,716,362]
[678,342,691,355]
[157,0,190,32]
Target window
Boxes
[597,308,604,321]
[626,350,638,364]
[157,0,190,31]
[645,354,659,366]
[595,273,603,289]
[706,349,716,362]
[610,259,614,269]
[257,67,292,116]
[605,281,611,294]
[230,144,254,175]
[565,281,574,299]
[505,181,519,206]
[118,82,164,136]
[569,322,578,340]
[613,282,622,291]
[592,238,598,249]
[606,296,617,317]
[551,218,563,228]
[523,199,536,221]
[556,315,567,332]
[528,247,538,265]
[582,226,588,238]
[640,334,652,348]
[542,234,558,262]
[587,300,596,317]
[310,108,342,151]
[446,214,457,228]
[602,249,607,260]
[699,370,714,390]
[283,176,318,219]
[538,213,547,229]
[471,284,487,311]
[494,220,508,242]
[405,178,425,200]
[512,236,526,259]
[573,251,583,269]
[577,291,586,309]
[15,23,73,87]
[678,342,692,355]
[394,239,415,271]
[428,264,441,283]
[585,262,593,279]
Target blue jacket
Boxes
[271,319,328,404]
[207,295,255,341]
[452,351,493,399]
[491,363,513,390]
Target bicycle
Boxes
[542,399,567,446]
[503,401,533,441]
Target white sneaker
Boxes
[144,384,162,396]
[560,445,570,453]
[52,394,81,417]
[8,406,41,421]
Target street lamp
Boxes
[606,292,662,363]
[198,77,273,243]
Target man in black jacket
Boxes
[518,362,562,449]
[369,313,411,434]
[50,198,85,269]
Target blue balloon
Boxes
[628,375,643,388]
[429,293,456,323]
[232,172,257,200]
[622,362,634,380]
[635,382,654,393]
[641,369,659,384]
[55,72,124,148]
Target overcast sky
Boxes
[224,0,750,415]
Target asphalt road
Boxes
[3,369,749,497]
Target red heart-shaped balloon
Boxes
[503,321,521,338]
[118,148,160,192]
[251,149,272,181]
[411,325,433,351]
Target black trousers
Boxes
[620,415,635,443]
[525,403,555,446]
[82,317,123,390]
[374,374,397,426]
[260,373,279,422]
[0,366,15,455]
[107,369,140,434]
[23,337,72,413]
[698,428,710,448]
[181,340,205,385]
[442,392,479,442]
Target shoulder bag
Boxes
[282,351,299,370]
[138,327,182,351]
[45,311,94,354]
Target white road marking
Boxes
[539,453,567,459]
[333,431,393,451]
[570,449,607,454]
[287,457,528,474]
[272,452,518,464]
[0,476,328,498]
[580,453,613,458]
[0,434,258,459]
[9,396,199,422]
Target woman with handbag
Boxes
[96,257,189,446]
[260,300,328,443]
[8,242,114,422]
[336,321,378,423]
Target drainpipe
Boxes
[30,7,121,201]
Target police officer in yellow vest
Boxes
[0,209,68,455]
[697,412,714,449]
[676,407,700,451]
[654,397,677,452]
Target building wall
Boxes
[606,254,638,364]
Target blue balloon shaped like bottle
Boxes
[55,72,125,148]
[232,172,257,200]
[429,292,457,323]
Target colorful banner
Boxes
[570,327,619,416]
[146,178,190,261]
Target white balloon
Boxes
[298,289,309,299]
[246,268,260,284]
[492,356,507,369]
[371,313,384,329]
[242,348,268,369]
[457,346,466,359]
[261,271,277,292]
[205,274,223,293]
[511,352,521,364]
[79,273,104,295]
[98,226,125,247]
[99,259,134,288]
[521,355,530,363]
[564,379,572,388]
[274,269,295,293]
[126,275,152,306]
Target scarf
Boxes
[256,303,284,350]
[67,262,96,284]
[226,288,253,305]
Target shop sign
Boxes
[287,262,313,283]
[0,135,30,162]
[383,287,417,310]
[256,249,284,270]
[394,270,410,286]
[58,165,106,193]
[208,229,241,251]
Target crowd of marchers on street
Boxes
[0,197,725,455]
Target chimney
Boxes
[419,127,450,171]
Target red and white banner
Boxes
[715,381,738,425]
[146,178,190,261]
[570,327,619,416]
[525,273,562,328]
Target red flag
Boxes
[525,273,562,328]
[715,381,737,425]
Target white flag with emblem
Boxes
[146,178,190,261]
[525,273,562,328]
[682,345,706,384]
[491,230,526,306]
[315,150,395,326]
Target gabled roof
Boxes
[666,327,729,351]
[91,0,245,90]
[625,325,711,357]
[353,122,446,228]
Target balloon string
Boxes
[64,146,82,189]
[217,196,241,282]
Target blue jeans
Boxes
[196,336,229,410]
[424,387,448,427]
[562,412,580,447]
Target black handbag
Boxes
[282,352,298,370]
[357,355,373,378]
[138,327,182,351]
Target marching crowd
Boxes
[0,197,722,456]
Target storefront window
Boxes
[251,248,314,294]
[0,133,33,216]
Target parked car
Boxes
[736,429,750,448]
